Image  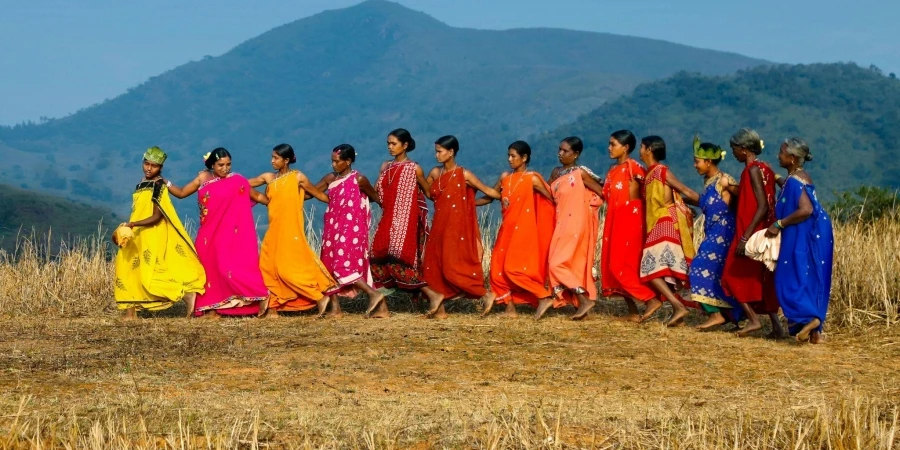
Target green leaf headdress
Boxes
[143,146,167,165]
[692,135,726,161]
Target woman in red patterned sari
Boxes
[422,135,501,319]
[721,128,787,338]
[369,129,444,317]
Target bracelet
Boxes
[740,236,749,242]
[775,220,783,229]
[166,180,172,188]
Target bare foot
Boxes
[480,292,496,317]
[326,309,344,319]
[431,304,449,320]
[498,302,518,318]
[666,308,689,327]
[121,307,138,321]
[616,314,642,323]
[365,292,386,317]
[198,310,221,320]
[640,299,663,322]
[810,330,825,344]
[796,318,821,342]
[183,292,197,318]
[262,309,280,319]
[571,298,596,321]
[424,289,445,318]
[316,296,330,317]
[736,319,762,337]
[533,298,554,321]
[696,313,726,330]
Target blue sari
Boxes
[689,173,744,320]
[775,176,834,334]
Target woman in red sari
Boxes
[600,130,657,322]
[369,129,444,317]
[423,135,501,318]
[536,136,604,321]
[477,141,555,317]
[721,128,787,338]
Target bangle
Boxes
[166,180,172,188]
[740,236,749,242]
[775,220,783,229]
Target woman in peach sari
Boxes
[422,135,500,318]
[250,144,337,317]
[536,136,604,321]
[477,141,555,317]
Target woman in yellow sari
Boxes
[114,147,206,319]
[249,144,337,317]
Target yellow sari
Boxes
[260,171,336,311]
[114,180,206,311]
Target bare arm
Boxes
[476,174,505,206]
[297,171,329,203]
[465,169,501,199]
[666,171,699,205]
[766,185,813,237]
[306,173,335,200]
[247,172,274,188]
[127,203,164,228]
[580,170,604,197]
[165,172,207,199]
[357,174,381,206]
[416,165,433,199]
[532,174,554,202]
[548,167,561,183]
[249,190,269,206]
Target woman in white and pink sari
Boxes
[314,144,385,318]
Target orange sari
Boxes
[490,172,555,307]
[422,167,486,299]
[260,171,336,311]
[548,167,602,307]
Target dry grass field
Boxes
[0,215,897,449]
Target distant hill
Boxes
[0,0,765,212]
[0,185,120,252]
[529,63,900,196]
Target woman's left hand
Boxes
[765,224,781,238]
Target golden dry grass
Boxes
[0,217,897,448]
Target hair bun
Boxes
[291,157,297,163]
[805,153,813,162]
[408,138,416,151]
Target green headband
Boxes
[143,146,167,165]
[693,135,726,161]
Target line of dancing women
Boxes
[113,127,834,343]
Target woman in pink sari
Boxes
[312,144,385,317]
[167,147,270,318]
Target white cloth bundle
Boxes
[744,229,780,271]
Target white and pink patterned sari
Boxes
[320,171,373,297]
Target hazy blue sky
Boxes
[1,0,896,125]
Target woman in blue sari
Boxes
[680,137,745,330]
[765,137,834,343]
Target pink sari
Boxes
[321,171,373,297]
[193,173,267,316]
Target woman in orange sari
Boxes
[423,135,501,318]
[477,141,555,317]
[637,136,698,326]
[249,144,337,317]
[601,130,657,322]
[536,136,604,321]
